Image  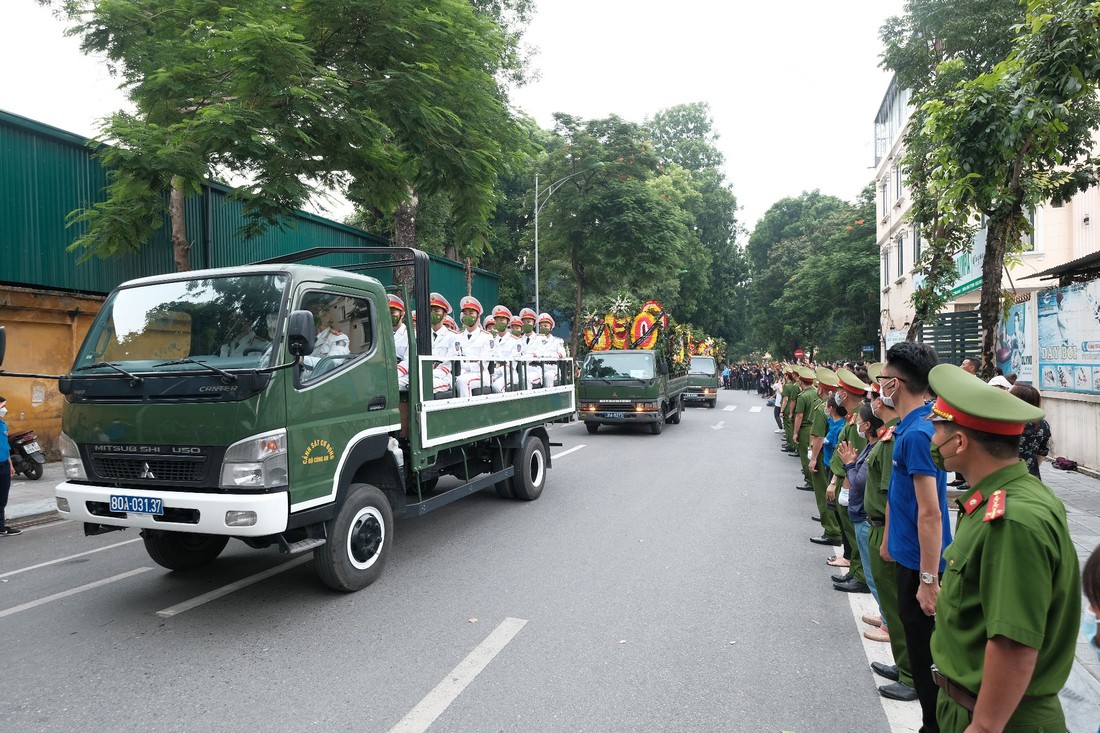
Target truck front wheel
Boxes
[585,422,599,434]
[668,396,683,424]
[315,483,393,592]
[142,530,229,571]
[650,413,664,435]
[511,434,547,501]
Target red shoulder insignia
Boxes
[848,414,859,425]
[983,489,1006,522]
[961,490,985,515]
[880,426,895,442]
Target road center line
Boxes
[0,567,152,620]
[155,555,312,618]
[749,406,763,413]
[723,405,737,412]
[0,538,143,580]
[388,617,528,733]
[551,445,585,460]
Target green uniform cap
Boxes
[815,366,839,388]
[925,363,1043,436]
[797,366,816,382]
[837,367,870,396]
[866,362,883,393]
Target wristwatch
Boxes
[920,572,938,585]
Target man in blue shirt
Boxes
[0,395,19,537]
[880,343,950,732]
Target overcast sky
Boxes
[3,1,906,234]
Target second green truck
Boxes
[577,349,688,435]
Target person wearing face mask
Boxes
[427,292,457,395]
[791,366,820,492]
[0,397,18,536]
[453,296,494,398]
[880,341,952,732]
[532,313,566,388]
[862,363,919,702]
[809,367,844,547]
[925,363,1079,733]
[836,401,885,619]
[389,295,410,391]
[830,368,873,594]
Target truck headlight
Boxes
[59,432,87,480]
[220,429,288,490]
[635,402,659,412]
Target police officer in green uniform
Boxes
[830,368,870,591]
[781,365,800,453]
[863,363,919,702]
[926,364,1080,733]
[791,366,819,492]
[809,367,842,546]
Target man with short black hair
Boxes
[880,341,951,732]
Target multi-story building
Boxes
[874,75,1100,468]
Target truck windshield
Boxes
[74,274,288,373]
[582,353,654,380]
[689,356,716,374]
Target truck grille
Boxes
[92,456,208,483]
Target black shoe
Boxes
[870,662,899,681]
[796,485,814,492]
[0,526,22,537]
[809,535,842,546]
[833,579,871,593]
[811,515,821,522]
[830,572,852,583]
[878,682,918,701]
[948,477,966,487]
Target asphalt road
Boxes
[1,390,896,732]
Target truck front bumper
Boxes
[684,389,717,402]
[581,410,661,424]
[55,482,290,537]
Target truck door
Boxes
[285,285,399,513]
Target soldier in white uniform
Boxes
[390,294,410,390]
[533,313,567,387]
[492,315,527,393]
[428,293,457,394]
[517,308,542,388]
[453,296,494,397]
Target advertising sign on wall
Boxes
[1036,280,1100,394]
[995,300,1034,383]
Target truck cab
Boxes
[684,355,720,408]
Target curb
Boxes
[10,510,61,530]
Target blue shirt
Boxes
[822,416,844,469]
[0,419,9,462]
[886,403,951,572]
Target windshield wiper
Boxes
[152,357,238,383]
[73,361,144,386]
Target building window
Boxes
[913,225,921,261]
[1022,209,1036,252]
[880,182,889,219]
[896,235,904,277]
[883,252,890,286]
[894,165,903,203]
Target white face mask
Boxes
[0,407,7,418]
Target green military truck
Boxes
[684,355,720,408]
[577,349,688,435]
[3,248,574,592]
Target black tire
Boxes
[23,461,43,480]
[585,422,599,434]
[314,483,393,592]
[142,530,229,571]
[668,396,682,424]
[511,434,548,501]
[650,413,664,435]
[707,399,717,409]
[492,447,515,499]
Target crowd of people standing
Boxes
[768,343,1098,733]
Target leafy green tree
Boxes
[916,0,1100,374]
[48,0,526,271]
[881,0,1024,342]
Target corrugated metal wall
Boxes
[0,109,498,302]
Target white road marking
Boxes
[711,421,726,431]
[749,406,763,413]
[156,555,312,618]
[723,405,737,412]
[845,590,922,732]
[551,445,585,460]
[0,538,142,580]
[388,617,528,733]
[0,567,152,619]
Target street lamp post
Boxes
[533,163,603,314]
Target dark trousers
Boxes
[896,565,939,733]
[772,405,782,429]
[0,466,10,528]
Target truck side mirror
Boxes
[286,310,317,357]
[0,326,5,367]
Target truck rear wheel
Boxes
[142,530,229,571]
[511,434,547,501]
[585,422,599,434]
[314,483,393,592]
[668,396,683,424]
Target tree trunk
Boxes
[571,246,585,356]
[393,191,419,287]
[169,177,190,272]
[465,257,473,296]
[977,215,1011,380]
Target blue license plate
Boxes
[604,412,625,419]
[110,495,164,515]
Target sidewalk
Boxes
[7,460,65,526]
